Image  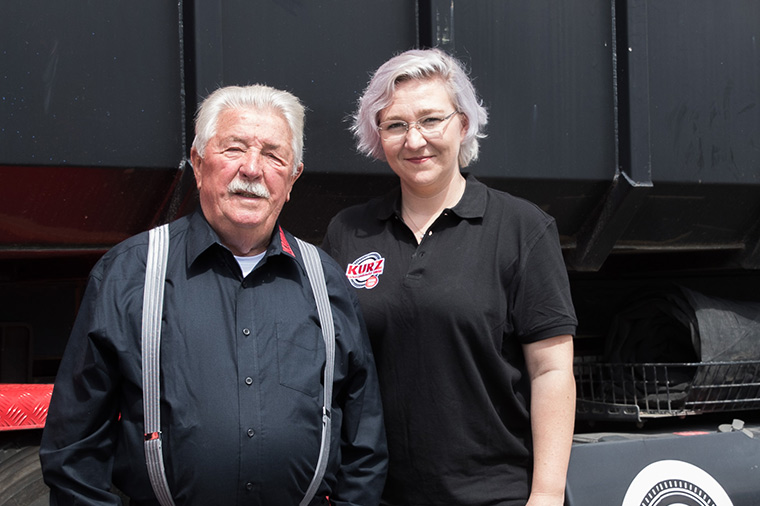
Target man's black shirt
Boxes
[41,210,387,505]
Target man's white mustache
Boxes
[227,178,270,198]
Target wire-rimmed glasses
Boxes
[377,110,460,141]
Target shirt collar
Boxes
[186,209,298,270]
[375,173,488,221]
[452,174,488,219]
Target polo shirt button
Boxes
[245,481,253,491]
[245,376,253,385]
[242,328,251,336]
[247,428,255,437]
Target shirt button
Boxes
[245,481,253,491]
[247,428,255,437]
[242,328,251,336]
[245,377,253,385]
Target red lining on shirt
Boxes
[279,226,295,257]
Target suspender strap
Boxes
[142,224,175,506]
[296,238,336,506]
[141,228,334,506]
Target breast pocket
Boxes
[276,319,325,397]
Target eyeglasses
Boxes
[377,110,460,140]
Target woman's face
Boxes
[378,77,468,196]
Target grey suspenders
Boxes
[294,237,335,506]
[142,224,174,506]
[141,224,335,506]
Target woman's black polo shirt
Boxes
[323,174,577,505]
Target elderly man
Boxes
[40,84,387,505]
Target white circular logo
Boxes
[622,460,734,506]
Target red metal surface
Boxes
[0,383,53,431]
[0,165,183,258]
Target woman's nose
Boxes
[404,124,427,148]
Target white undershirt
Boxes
[234,251,266,277]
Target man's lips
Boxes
[232,191,263,199]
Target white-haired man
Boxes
[40,84,387,506]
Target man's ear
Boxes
[293,163,304,182]
[190,147,203,190]
[286,163,304,202]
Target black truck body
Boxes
[2,1,759,504]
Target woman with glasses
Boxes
[322,48,577,506]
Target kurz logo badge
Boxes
[346,252,385,289]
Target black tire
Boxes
[0,431,48,506]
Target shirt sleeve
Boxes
[39,271,124,505]
[323,260,388,505]
[513,219,578,343]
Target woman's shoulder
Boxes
[328,187,399,228]
[477,179,555,227]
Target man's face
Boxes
[191,107,302,249]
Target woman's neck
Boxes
[401,173,466,216]
[400,173,466,242]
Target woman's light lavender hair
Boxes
[192,84,305,175]
[352,48,488,168]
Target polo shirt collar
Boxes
[375,173,487,221]
[375,187,401,221]
[452,174,488,219]
[186,209,298,269]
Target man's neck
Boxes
[214,221,274,257]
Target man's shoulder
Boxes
[316,245,351,288]
[93,215,193,279]
[291,235,345,284]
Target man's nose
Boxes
[239,151,263,177]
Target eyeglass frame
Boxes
[377,110,461,140]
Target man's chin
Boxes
[231,209,278,228]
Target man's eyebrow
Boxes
[215,135,288,156]
[261,139,293,157]
[217,135,247,146]
[261,140,283,151]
